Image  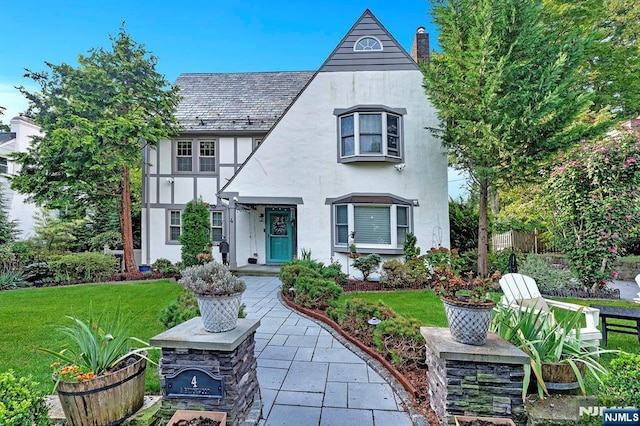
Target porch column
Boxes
[228,199,238,269]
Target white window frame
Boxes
[199,140,216,172]
[210,210,224,243]
[335,106,405,163]
[168,210,182,243]
[353,36,383,52]
[174,139,217,173]
[333,203,411,251]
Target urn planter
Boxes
[196,292,244,333]
[442,298,496,346]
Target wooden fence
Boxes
[491,229,555,253]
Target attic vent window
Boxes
[354,36,382,51]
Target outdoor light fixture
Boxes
[367,317,381,326]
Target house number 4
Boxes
[191,376,198,388]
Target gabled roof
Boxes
[0,133,16,144]
[175,71,315,133]
[319,9,419,72]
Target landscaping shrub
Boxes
[327,298,395,341]
[293,276,342,309]
[152,258,178,275]
[0,370,49,426]
[519,253,576,289]
[403,232,421,261]
[0,271,30,290]
[320,261,348,286]
[47,252,118,282]
[0,245,22,274]
[180,198,212,267]
[278,262,322,289]
[380,260,407,289]
[373,317,426,368]
[598,352,640,407]
[351,253,381,281]
[158,291,199,329]
[22,262,52,283]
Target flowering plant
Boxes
[179,260,246,296]
[432,267,500,306]
[36,308,155,385]
[548,130,640,289]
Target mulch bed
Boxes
[282,284,439,424]
[171,419,221,426]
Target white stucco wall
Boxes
[225,70,450,268]
[2,117,42,239]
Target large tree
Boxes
[10,26,180,271]
[0,106,9,132]
[542,0,640,119]
[423,0,610,276]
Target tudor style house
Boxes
[141,10,450,274]
[0,116,42,238]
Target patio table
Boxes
[590,304,640,347]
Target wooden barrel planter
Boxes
[56,354,147,426]
[541,361,586,394]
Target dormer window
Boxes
[335,105,405,163]
[354,36,382,51]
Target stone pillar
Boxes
[421,327,529,425]
[151,318,260,425]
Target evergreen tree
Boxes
[180,199,211,267]
[423,0,609,276]
[0,182,20,244]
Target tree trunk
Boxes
[120,165,137,273]
[477,178,489,278]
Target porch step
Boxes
[526,395,598,425]
[232,264,281,277]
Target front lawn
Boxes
[340,289,640,395]
[0,279,183,394]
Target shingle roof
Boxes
[0,133,16,143]
[175,71,315,132]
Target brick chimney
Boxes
[410,26,429,64]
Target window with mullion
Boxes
[396,206,409,246]
[359,114,383,154]
[169,210,181,241]
[211,211,223,242]
[176,141,193,172]
[0,157,7,174]
[199,140,215,172]
[387,114,400,157]
[340,116,355,156]
[335,205,349,245]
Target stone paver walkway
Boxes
[241,276,416,426]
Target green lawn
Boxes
[0,279,183,394]
[340,289,640,395]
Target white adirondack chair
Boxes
[498,273,602,350]
[634,274,640,304]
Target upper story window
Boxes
[335,105,405,163]
[0,157,7,174]
[329,194,414,255]
[174,139,217,173]
[354,36,382,51]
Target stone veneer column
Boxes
[421,327,529,425]
[151,317,260,425]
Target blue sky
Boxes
[0,0,468,197]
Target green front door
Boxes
[266,209,292,263]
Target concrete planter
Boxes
[442,298,496,345]
[455,415,516,425]
[196,292,243,333]
[168,409,227,425]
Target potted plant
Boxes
[432,266,499,345]
[36,309,156,426]
[491,303,615,398]
[179,260,247,332]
